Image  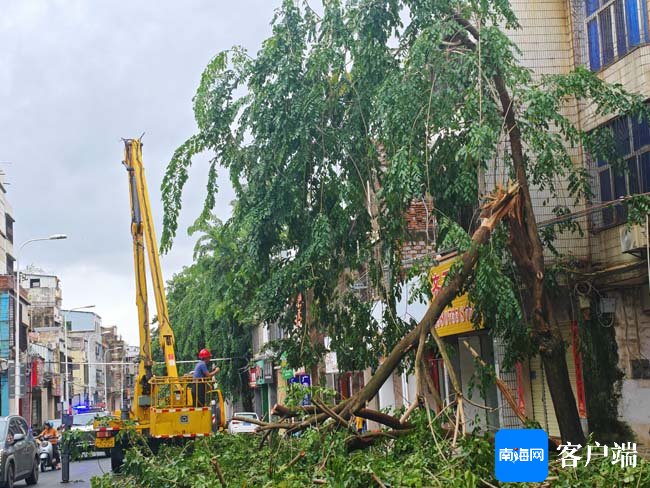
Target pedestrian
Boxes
[192,348,220,407]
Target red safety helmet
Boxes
[198,348,211,360]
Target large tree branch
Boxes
[338,183,521,419]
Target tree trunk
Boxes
[452,15,586,445]
[539,333,586,443]
[494,65,586,446]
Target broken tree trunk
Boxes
[252,185,521,442]
[453,14,586,445]
[338,183,521,420]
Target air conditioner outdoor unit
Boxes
[619,224,648,254]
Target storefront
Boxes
[429,256,587,435]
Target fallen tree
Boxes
[233,184,521,443]
[162,0,650,446]
[91,415,650,488]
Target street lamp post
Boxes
[62,305,95,416]
[14,234,67,416]
[104,346,123,411]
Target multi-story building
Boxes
[29,342,60,425]
[250,322,282,420]
[101,325,125,411]
[482,0,650,443]
[21,270,64,423]
[64,310,104,407]
[123,345,139,413]
[21,270,62,329]
[0,171,30,417]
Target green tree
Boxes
[161,0,649,443]
[166,218,255,408]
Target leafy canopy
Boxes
[162,0,649,370]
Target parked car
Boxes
[228,412,259,434]
[0,415,40,486]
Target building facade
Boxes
[499,0,650,443]
[64,310,105,407]
[21,270,64,424]
[101,325,125,412]
[0,172,31,417]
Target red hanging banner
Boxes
[571,320,587,418]
[31,361,39,387]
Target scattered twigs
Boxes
[262,400,411,438]
[480,478,499,488]
[451,400,461,447]
[399,397,421,424]
[459,397,466,436]
[231,415,268,427]
[462,340,528,424]
[424,397,447,462]
[210,457,227,487]
[371,472,387,488]
[272,403,319,417]
[312,397,356,433]
[313,479,327,485]
[346,429,413,451]
[287,451,306,468]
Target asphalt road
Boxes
[38,455,111,488]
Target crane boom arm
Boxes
[124,139,179,380]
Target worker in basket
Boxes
[192,348,220,407]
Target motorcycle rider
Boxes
[38,421,61,469]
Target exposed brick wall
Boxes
[401,198,437,267]
[0,275,30,300]
[401,241,437,265]
[405,198,436,235]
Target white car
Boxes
[228,412,259,434]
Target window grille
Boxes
[590,112,650,229]
[586,0,650,70]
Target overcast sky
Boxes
[0,1,281,348]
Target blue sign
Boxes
[301,394,311,406]
[495,429,548,482]
[288,377,298,385]
[299,375,311,387]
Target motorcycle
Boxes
[38,435,59,472]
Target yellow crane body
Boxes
[95,139,226,470]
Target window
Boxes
[30,278,41,288]
[586,0,650,71]
[5,214,13,244]
[594,113,650,227]
[6,255,14,275]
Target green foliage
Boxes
[61,429,95,461]
[91,412,649,487]
[579,313,634,444]
[166,218,255,405]
[159,0,650,379]
[625,194,650,227]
